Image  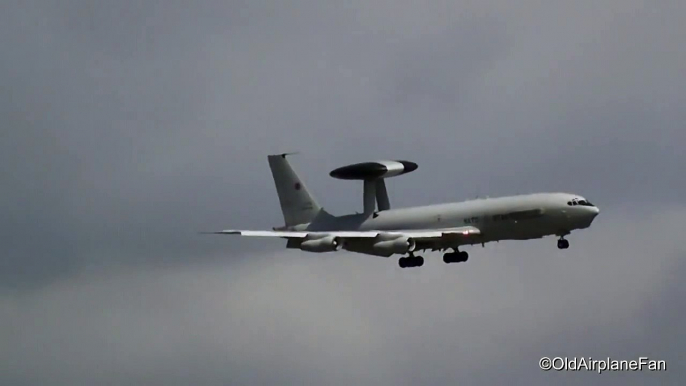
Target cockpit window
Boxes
[570,198,595,207]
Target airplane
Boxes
[206,153,600,268]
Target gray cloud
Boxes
[2,207,684,385]
[1,0,685,384]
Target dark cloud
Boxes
[1,0,685,384]
[1,208,684,385]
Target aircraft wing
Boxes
[204,226,480,240]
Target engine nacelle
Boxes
[372,236,416,255]
[299,236,342,253]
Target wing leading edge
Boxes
[205,226,480,240]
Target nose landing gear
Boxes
[557,238,569,249]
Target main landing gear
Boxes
[399,254,424,268]
[557,237,569,249]
[443,249,468,264]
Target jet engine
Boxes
[299,236,342,252]
[372,236,416,255]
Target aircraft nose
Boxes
[577,206,599,229]
[588,206,600,222]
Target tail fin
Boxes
[268,153,322,227]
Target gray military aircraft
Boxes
[207,153,600,268]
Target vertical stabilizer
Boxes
[268,154,322,226]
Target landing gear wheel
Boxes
[443,251,468,263]
[557,239,569,249]
[399,255,424,268]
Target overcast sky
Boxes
[1,1,685,385]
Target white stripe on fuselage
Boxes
[374,160,405,178]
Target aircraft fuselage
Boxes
[290,192,599,252]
